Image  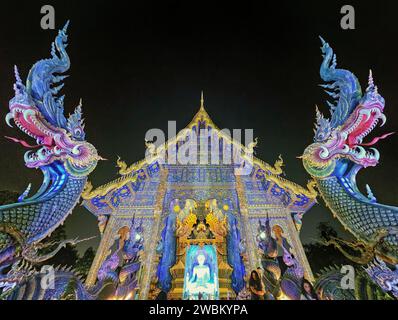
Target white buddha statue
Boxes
[185,254,216,298]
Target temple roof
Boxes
[82,94,317,213]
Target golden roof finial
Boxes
[200,91,205,110]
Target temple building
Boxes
[82,95,317,300]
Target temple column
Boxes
[235,175,258,273]
[86,215,118,287]
[285,208,315,282]
[139,169,168,299]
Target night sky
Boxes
[0,0,397,254]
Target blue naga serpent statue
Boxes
[302,38,398,298]
[0,23,104,299]
[2,258,119,300]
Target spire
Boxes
[189,90,215,129]
[200,91,205,111]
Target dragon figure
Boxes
[0,252,119,300]
[0,22,101,294]
[364,258,398,298]
[314,264,392,300]
[302,37,398,296]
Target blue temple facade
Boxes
[82,97,317,300]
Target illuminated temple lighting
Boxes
[124,292,134,300]
[83,94,318,300]
[277,292,291,300]
[2,16,396,302]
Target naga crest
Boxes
[302,37,393,178]
[5,22,101,176]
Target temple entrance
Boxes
[183,245,219,300]
[167,199,234,300]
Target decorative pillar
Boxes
[139,169,168,299]
[285,208,315,282]
[86,215,118,287]
[235,175,258,273]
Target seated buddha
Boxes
[185,254,216,299]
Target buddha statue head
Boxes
[197,253,206,266]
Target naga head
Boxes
[5,22,101,177]
[365,258,398,298]
[257,217,278,258]
[302,38,393,178]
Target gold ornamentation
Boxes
[81,175,139,200]
[147,277,161,300]
[116,156,142,176]
[81,180,93,199]
[176,213,198,239]
[206,213,228,238]
[306,179,318,198]
[273,155,284,174]
[322,229,395,265]
[145,140,157,157]
[246,137,258,154]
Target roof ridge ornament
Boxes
[200,90,205,111]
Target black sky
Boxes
[0,0,397,253]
